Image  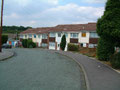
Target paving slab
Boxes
[56,51,120,90]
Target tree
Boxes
[60,35,66,51]
[2,35,8,44]
[97,38,114,61]
[97,0,120,47]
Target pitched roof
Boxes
[20,23,96,34]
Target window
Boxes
[70,33,78,38]
[89,44,97,48]
[58,33,61,37]
[90,32,99,38]
[34,34,36,38]
[38,35,41,38]
[42,34,47,39]
[50,33,55,37]
[28,34,32,38]
[25,35,27,38]
[49,42,55,47]
[64,33,68,37]
[20,35,23,38]
[42,43,47,47]
[82,32,86,37]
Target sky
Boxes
[1,0,107,27]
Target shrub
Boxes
[60,35,66,51]
[22,39,36,48]
[2,35,8,44]
[110,52,120,69]
[27,40,36,48]
[68,43,79,51]
[22,39,28,48]
[97,38,115,61]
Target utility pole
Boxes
[0,0,4,52]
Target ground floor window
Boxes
[49,42,55,47]
[41,43,47,47]
[89,44,97,48]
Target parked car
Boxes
[2,44,12,49]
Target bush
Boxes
[22,39,36,48]
[2,35,8,44]
[68,43,79,51]
[110,52,120,69]
[22,39,28,48]
[27,40,36,48]
[60,35,66,51]
[97,38,115,61]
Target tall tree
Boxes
[97,0,120,47]
[60,34,66,51]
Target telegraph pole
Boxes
[0,0,4,52]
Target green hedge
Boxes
[97,38,115,61]
[22,39,36,48]
[110,52,120,69]
[68,43,79,51]
[2,35,8,44]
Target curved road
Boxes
[0,49,86,90]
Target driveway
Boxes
[0,49,86,90]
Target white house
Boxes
[20,23,99,51]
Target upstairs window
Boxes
[70,33,78,38]
[42,34,47,39]
[58,33,61,37]
[82,32,86,37]
[28,34,32,38]
[64,33,68,37]
[50,33,55,37]
[34,34,36,38]
[90,32,99,38]
[38,35,41,38]
[20,35,23,38]
[25,35,27,38]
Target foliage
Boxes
[22,39,36,48]
[27,40,36,48]
[60,35,66,51]
[97,38,115,61]
[2,35,8,44]
[68,43,79,51]
[110,52,120,69]
[3,26,32,34]
[22,39,28,48]
[97,0,120,47]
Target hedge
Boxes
[22,39,36,48]
[2,35,8,44]
[68,43,79,51]
[110,52,120,69]
[97,38,115,61]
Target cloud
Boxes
[28,3,104,27]
[82,0,107,4]
[3,1,105,27]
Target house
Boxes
[19,23,99,51]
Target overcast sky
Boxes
[2,0,107,27]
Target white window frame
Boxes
[42,34,47,39]
[90,32,99,38]
[49,42,55,47]
[70,33,78,38]
[28,34,32,38]
[50,32,55,37]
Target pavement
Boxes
[0,49,14,61]
[0,48,86,90]
[56,51,120,90]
